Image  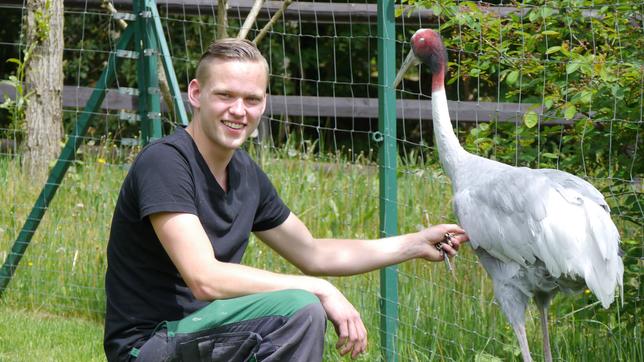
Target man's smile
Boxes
[222,120,245,130]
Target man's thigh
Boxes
[134,289,324,362]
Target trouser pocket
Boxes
[178,330,262,362]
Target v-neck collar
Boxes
[179,127,239,196]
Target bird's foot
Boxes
[436,233,457,280]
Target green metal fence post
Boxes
[377,0,398,361]
[151,4,189,126]
[0,26,136,297]
[135,0,163,144]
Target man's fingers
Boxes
[335,321,348,350]
[445,224,465,234]
[338,321,357,356]
[352,321,367,358]
[441,243,458,257]
[439,228,469,256]
[336,318,368,358]
[336,323,353,356]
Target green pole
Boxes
[377,0,398,361]
[151,4,189,126]
[135,0,163,144]
[0,26,136,297]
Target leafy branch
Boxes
[0,44,36,134]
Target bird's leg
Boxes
[538,303,553,362]
[534,293,554,362]
[435,233,457,280]
[511,323,533,362]
[491,280,532,362]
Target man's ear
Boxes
[187,79,201,108]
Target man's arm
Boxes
[254,212,467,277]
[151,212,327,300]
[150,211,368,358]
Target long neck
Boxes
[431,70,445,92]
[431,86,466,181]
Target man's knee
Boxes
[277,289,320,309]
[309,300,327,326]
[298,300,326,325]
[256,291,326,361]
[282,289,327,328]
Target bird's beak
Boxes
[393,48,419,89]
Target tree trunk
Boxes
[217,0,228,39]
[23,0,64,183]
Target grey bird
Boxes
[394,28,624,362]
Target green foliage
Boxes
[401,0,641,175]
[0,45,35,138]
[399,1,642,201]
[32,0,52,44]
[0,0,53,137]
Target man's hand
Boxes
[417,224,469,261]
[316,280,367,359]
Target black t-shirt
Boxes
[103,127,290,362]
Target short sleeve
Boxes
[133,143,198,219]
[251,164,290,231]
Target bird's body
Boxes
[396,29,624,362]
[448,135,622,361]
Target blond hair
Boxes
[195,38,269,84]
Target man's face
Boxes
[188,59,268,152]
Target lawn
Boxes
[0,304,104,361]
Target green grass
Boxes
[0,143,641,361]
[0,304,104,361]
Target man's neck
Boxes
[185,123,233,191]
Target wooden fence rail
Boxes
[1,83,569,126]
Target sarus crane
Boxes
[394,28,623,362]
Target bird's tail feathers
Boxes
[582,199,623,309]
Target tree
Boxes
[23,0,63,182]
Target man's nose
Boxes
[229,98,245,116]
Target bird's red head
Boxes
[411,29,448,77]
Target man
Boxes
[104,38,468,362]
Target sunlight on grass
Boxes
[0,303,104,361]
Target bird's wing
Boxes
[453,167,622,307]
[453,167,546,266]
[534,168,610,212]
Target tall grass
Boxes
[0,141,641,361]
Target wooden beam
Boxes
[1,83,568,124]
[0,0,610,25]
[57,0,436,24]
[265,94,566,124]
[45,0,602,23]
